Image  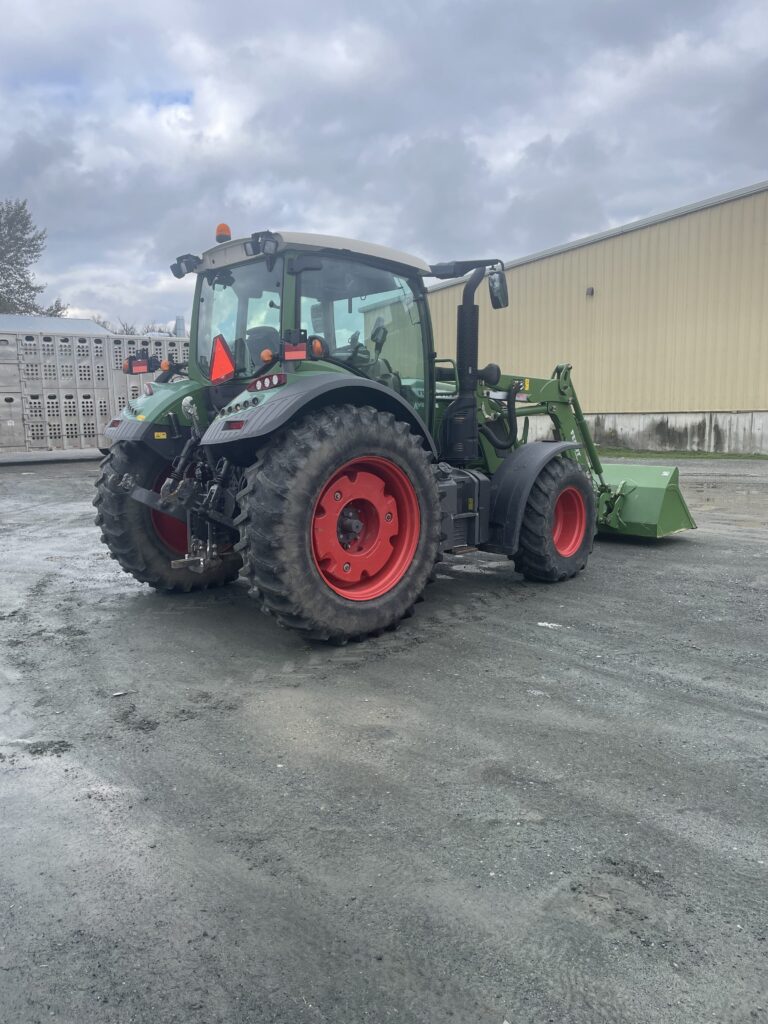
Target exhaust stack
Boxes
[430,260,504,464]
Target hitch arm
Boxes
[124,484,187,523]
[125,483,236,530]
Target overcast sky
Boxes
[2,0,767,326]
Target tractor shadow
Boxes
[114,532,693,673]
[595,533,689,548]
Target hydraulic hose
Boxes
[479,379,521,451]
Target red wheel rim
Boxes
[311,456,420,601]
[150,468,188,555]
[552,486,587,557]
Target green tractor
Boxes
[95,227,695,641]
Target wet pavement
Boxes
[1,457,766,1023]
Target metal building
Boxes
[428,181,768,453]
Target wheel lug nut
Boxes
[334,491,342,501]
[385,512,392,522]
[343,562,351,572]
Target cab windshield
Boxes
[195,258,283,378]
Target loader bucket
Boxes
[597,464,697,539]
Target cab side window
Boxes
[299,258,427,417]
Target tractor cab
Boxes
[186,231,436,423]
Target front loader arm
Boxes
[487,364,604,480]
[484,364,696,538]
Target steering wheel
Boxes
[347,330,362,354]
[335,330,372,367]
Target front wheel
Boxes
[515,456,596,582]
[236,405,441,641]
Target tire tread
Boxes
[237,405,440,641]
[515,457,596,583]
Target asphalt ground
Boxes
[1,458,766,1024]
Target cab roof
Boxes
[199,231,432,276]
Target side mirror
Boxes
[488,269,509,310]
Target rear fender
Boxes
[104,412,191,460]
[201,372,437,459]
[103,378,202,460]
[485,441,581,555]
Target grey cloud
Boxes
[1,0,765,322]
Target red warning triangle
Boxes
[210,334,236,383]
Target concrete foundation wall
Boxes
[521,409,767,453]
[587,411,768,454]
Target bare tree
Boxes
[91,314,116,332]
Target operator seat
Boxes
[245,325,281,364]
[366,318,401,395]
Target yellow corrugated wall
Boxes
[427,189,768,413]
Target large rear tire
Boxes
[515,456,596,582]
[236,405,440,641]
[93,441,241,592]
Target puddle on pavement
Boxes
[682,479,768,529]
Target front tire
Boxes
[515,456,596,582]
[93,441,241,592]
[236,405,440,641]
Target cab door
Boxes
[296,256,434,427]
